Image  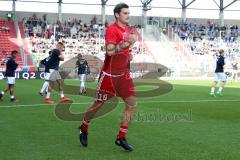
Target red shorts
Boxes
[95,71,135,103]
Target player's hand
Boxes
[128,34,138,45]
[59,54,64,61]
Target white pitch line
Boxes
[1,99,240,108]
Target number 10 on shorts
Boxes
[97,93,108,101]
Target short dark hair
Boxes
[77,53,82,58]
[113,3,129,19]
[57,42,64,46]
[219,49,224,54]
[11,50,18,56]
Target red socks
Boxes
[81,122,129,138]
[80,119,90,132]
[118,125,128,138]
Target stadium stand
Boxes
[19,14,151,67]
[0,20,22,64]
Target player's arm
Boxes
[217,57,224,66]
[107,41,130,56]
[10,59,18,70]
[105,27,117,56]
[75,61,79,73]
[106,27,137,56]
[75,60,78,69]
[40,58,46,66]
[15,61,18,69]
[106,36,136,56]
[85,61,90,74]
[222,58,225,66]
[106,44,117,56]
[58,54,64,61]
[85,60,89,68]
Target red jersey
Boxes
[102,23,131,74]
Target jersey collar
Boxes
[115,22,127,32]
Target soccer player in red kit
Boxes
[78,3,138,152]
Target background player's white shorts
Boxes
[214,72,227,82]
[78,74,86,82]
[6,77,16,84]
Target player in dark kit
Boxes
[78,3,138,152]
[43,42,70,104]
[76,53,89,95]
[0,50,19,102]
[210,49,226,97]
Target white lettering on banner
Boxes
[0,72,49,80]
[15,72,20,79]
[30,72,36,79]
[40,72,45,79]
[22,72,36,79]
[22,72,30,79]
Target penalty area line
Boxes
[0,99,240,108]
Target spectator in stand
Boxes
[1,50,7,58]
[0,26,9,32]
[1,50,7,66]
[6,12,12,21]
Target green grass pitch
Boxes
[0,79,240,160]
